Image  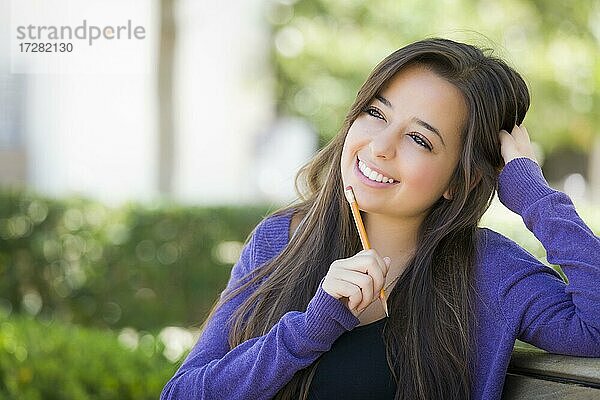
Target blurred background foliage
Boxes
[0,314,173,400]
[0,188,272,331]
[269,0,600,178]
[2,0,600,398]
[0,187,273,399]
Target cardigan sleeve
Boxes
[494,157,600,356]
[160,216,360,400]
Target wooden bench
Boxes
[502,343,600,399]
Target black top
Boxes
[306,318,397,399]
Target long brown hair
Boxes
[204,38,530,399]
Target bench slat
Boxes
[509,347,600,387]
[502,373,600,399]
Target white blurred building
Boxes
[0,0,317,207]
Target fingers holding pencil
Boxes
[322,249,390,315]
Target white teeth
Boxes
[358,160,395,184]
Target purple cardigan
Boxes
[161,157,600,399]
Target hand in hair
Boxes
[321,249,391,317]
[499,124,539,166]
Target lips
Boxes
[354,157,399,187]
[357,156,398,182]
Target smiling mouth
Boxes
[356,157,398,184]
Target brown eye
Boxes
[363,107,384,119]
[409,133,432,151]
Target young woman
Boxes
[161,38,600,400]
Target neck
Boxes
[362,211,422,276]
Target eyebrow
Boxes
[374,95,446,147]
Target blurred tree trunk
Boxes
[158,0,176,195]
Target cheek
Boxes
[341,132,358,179]
[342,126,365,160]
[400,154,450,197]
[347,118,375,141]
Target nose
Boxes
[369,130,396,159]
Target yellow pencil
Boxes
[343,185,389,317]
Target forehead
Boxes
[375,64,468,144]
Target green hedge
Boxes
[0,313,177,400]
[0,187,273,330]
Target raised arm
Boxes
[160,217,359,400]
[494,156,600,356]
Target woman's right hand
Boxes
[321,249,391,317]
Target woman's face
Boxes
[341,64,467,219]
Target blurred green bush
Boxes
[0,187,271,331]
[0,313,177,400]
